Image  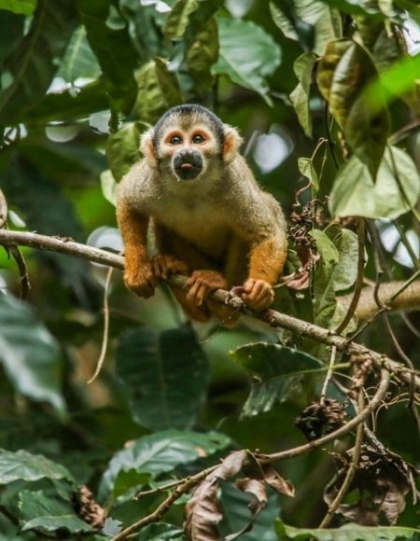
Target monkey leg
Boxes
[170,286,211,322]
[150,254,189,280]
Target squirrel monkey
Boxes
[116,104,288,322]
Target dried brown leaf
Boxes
[262,465,295,497]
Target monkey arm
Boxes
[117,199,157,298]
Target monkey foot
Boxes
[151,254,189,280]
[241,278,274,312]
[186,270,227,306]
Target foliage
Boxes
[0,0,420,540]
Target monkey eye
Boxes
[169,135,183,145]
[192,133,205,144]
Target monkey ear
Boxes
[140,128,158,167]
[223,125,243,164]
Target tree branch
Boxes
[0,229,419,391]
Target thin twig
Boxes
[87,266,114,384]
[320,345,337,405]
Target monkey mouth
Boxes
[173,153,203,180]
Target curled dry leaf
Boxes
[184,450,294,541]
[324,445,419,526]
[295,399,346,441]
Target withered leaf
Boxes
[184,478,222,541]
[262,465,295,497]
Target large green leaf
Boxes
[0,295,67,418]
[231,343,323,416]
[57,26,101,83]
[0,0,78,125]
[99,430,231,500]
[136,523,184,541]
[116,325,210,430]
[0,450,73,485]
[276,519,420,540]
[317,39,389,179]
[212,17,281,105]
[329,146,420,219]
[106,122,142,181]
[164,0,198,39]
[325,226,358,292]
[19,490,94,534]
[77,0,137,114]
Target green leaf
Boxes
[325,226,359,292]
[309,229,339,328]
[298,157,319,196]
[106,122,142,181]
[136,522,185,541]
[99,430,231,500]
[275,519,420,540]
[164,0,198,39]
[0,0,36,16]
[0,449,74,485]
[0,294,67,418]
[317,39,389,179]
[100,169,118,206]
[0,0,78,125]
[231,343,323,416]
[19,490,94,534]
[212,17,281,105]
[329,146,420,219]
[186,17,219,90]
[133,58,183,123]
[290,53,318,138]
[116,325,210,430]
[57,26,101,83]
[77,0,137,114]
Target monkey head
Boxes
[140,104,243,183]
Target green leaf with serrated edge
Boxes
[106,122,142,182]
[212,17,281,105]
[164,0,198,39]
[298,157,319,196]
[19,491,94,534]
[275,519,420,540]
[116,326,209,431]
[0,295,67,419]
[0,0,78,125]
[329,146,420,219]
[231,343,323,416]
[98,430,231,500]
[290,53,317,138]
[0,450,73,485]
[0,0,36,15]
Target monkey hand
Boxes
[186,270,227,307]
[151,254,189,280]
[124,261,157,298]
[241,278,274,312]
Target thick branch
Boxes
[0,229,419,389]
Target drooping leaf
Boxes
[0,449,73,485]
[98,430,231,500]
[19,490,94,534]
[329,146,420,219]
[325,226,359,292]
[290,52,318,138]
[212,17,282,105]
[0,0,78,125]
[231,343,323,416]
[77,0,137,114]
[164,0,198,39]
[275,519,420,540]
[0,294,67,419]
[116,325,210,431]
[298,156,319,196]
[317,39,389,178]
[57,25,101,83]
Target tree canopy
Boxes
[0,1,420,540]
